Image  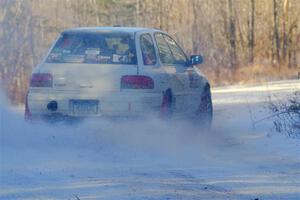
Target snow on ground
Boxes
[0,80,300,200]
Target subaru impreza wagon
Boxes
[25,27,212,126]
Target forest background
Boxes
[0,0,299,104]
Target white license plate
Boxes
[70,100,99,115]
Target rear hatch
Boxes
[37,63,138,93]
[32,30,139,93]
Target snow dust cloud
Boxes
[1,81,300,199]
[0,87,259,177]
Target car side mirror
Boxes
[190,55,203,65]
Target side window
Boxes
[163,35,188,65]
[140,34,157,65]
[155,33,174,65]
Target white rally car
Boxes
[25,27,212,126]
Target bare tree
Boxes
[248,0,255,64]
[273,0,281,66]
[0,0,299,103]
[227,0,237,72]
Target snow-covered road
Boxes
[0,80,300,200]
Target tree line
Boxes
[0,0,299,104]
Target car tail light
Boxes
[121,75,154,89]
[30,73,53,87]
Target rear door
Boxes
[154,32,190,114]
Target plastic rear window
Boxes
[46,32,137,65]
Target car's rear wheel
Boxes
[194,85,213,129]
[160,88,173,120]
[24,92,32,121]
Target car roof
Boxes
[63,27,160,35]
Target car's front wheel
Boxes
[194,84,213,129]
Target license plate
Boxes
[70,100,99,116]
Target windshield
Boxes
[46,32,137,65]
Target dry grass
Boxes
[203,64,300,86]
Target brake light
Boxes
[30,73,53,87]
[121,75,154,89]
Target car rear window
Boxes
[46,32,137,65]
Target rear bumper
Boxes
[26,113,150,125]
[27,90,162,118]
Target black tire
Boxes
[160,88,173,119]
[195,85,213,129]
